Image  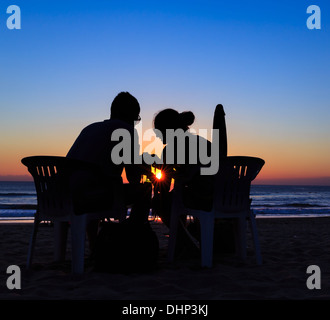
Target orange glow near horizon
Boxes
[1,127,330,185]
[2,145,330,185]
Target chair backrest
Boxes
[213,156,265,213]
[21,156,102,219]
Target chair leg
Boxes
[70,214,87,274]
[199,214,214,268]
[167,211,179,263]
[26,218,40,269]
[167,190,184,263]
[54,221,69,261]
[235,217,247,261]
[249,211,262,265]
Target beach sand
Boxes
[1,217,330,301]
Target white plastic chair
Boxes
[168,156,265,268]
[21,156,126,274]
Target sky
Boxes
[0,0,330,185]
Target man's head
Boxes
[110,92,141,125]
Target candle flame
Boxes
[155,170,162,180]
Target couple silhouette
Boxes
[67,91,216,252]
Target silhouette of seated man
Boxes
[67,92,152,248]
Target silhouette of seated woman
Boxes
[152,108,214,252]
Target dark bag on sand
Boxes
[93,221,159,273]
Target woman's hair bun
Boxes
[178,111,195,128]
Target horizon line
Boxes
[1,175,330,186]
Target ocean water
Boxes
[250,185,330,217]
[0,181,330,220]
[0,181,37,220]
